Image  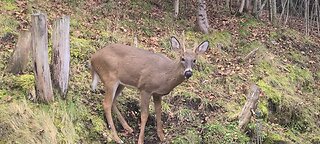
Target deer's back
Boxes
[91,44,174,89]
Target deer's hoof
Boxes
[113,135,123,144]
[158,132,165,141]
[123,125,133,133]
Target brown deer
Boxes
[90,36,209,144]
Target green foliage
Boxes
[0,15,18,37]
[239,17,262,38]
[205,31,232,49]
[238,40,265,55]
[1,1,17,10]
[177,108,195,122]
[172,128,201,144]
[264,133,285,143]
[202,122,250,143]
[70,37,94,61]
[14,74,35,91]
[257,80,282,105]
[257,101,268,119]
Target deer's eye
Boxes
[181,58,185,62]
[193,59,196,63]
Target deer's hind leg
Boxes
[112,84,134,133]
[102,78,123,143]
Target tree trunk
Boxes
[257,0,268,18]
[226,0,230,10]
[245,0,251,12]
[31,13,54,103]
[268,0,277,24]
[52,15,70,98]
[197,0,209,34]
[316,0,320,34]
[305,0,310,35]
[174,0,179,18]
[7,30,31,74]
[239,0,246,14]
[253,0,258,17]
[238,84,260,130]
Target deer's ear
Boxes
[195,41,209,54]
[170,36,181,51]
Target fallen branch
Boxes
[243,48,259,61]
[238,84,260,130]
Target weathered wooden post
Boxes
[31,13,54,102]
[7,30,32,74]
[52,15,70,98]
[238,84,260,130]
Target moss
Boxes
[264,133,286,143]
[286,64,313,82]
[0,90,9,100]
[239,18,262,38]
[202,122,249,143]
[284,129,304,143]
[0,15,19,37]
[207,31,232,48]
[269,31,280,40]
[257,101,268,119]
[1,1,18,10]
[70,37,94,61]
[238,40,266,56]
[223,100,242,120]
[257,80,282,105]
[15,74,35,90]
[287,51,307,64]
[239,17,261,28]
[177,108,195,122]
[311,136,320,144]
[172,128,201,144]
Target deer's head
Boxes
[170,36,209,79]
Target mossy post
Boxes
[238,84,260,130]
[7,30,31,74]
[31,13,54,103]
[52,15,70,98]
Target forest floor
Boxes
[1,0,320,144]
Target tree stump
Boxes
[7,30,31,74]
[31,13,54,103]
[238,84,260,130]
[52,15,70,98]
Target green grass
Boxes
[0,15,18,37]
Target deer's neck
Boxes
[166,60,186,87]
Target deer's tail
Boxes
[90,61,100,91]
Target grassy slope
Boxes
[1,0,319,143]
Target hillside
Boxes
[1,0,320,143]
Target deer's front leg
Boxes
[138,91,151,144]
[153,96,165,141]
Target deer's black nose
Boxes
[184,71,192,79]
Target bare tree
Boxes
[305,0,310,35]
[268,0,277,25]
[197,0,210,33]
[174,0,179,18]
[239,0,246,14]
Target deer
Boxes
[90,36,209,144]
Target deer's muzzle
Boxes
[184,70,192,79]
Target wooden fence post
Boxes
[238,84,260,130]
[31,13,54,103]
[52,15,70,98]
[7,30,31,74]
